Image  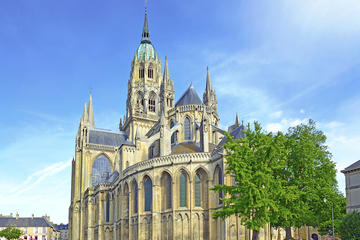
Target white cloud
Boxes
[300,109,305,114]
[269,110,283,119]
[265,118,309,133]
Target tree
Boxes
[270,119,341,239]
[0,227,23,240]
[212,122,286,240]
[337,211,360,240]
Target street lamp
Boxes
[324,198,335,240]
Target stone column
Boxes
[98,194,104,240]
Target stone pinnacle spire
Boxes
[141,7,150,42]
[88,92,95,128]
[82,102,88,123]
[206,66,212,92]
[163,56,170,83]
[235,113,240,126]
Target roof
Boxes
[89,129,134,147]
[175,83,203,107]
[217,124,246,147]
[55,224,68,230]
[0,217,52,228]
[342,160,360,173]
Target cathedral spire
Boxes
[82,102,88,123]
[163,56,170,83]
[205,66,212,92]
[235,113,240,126]
[88,92,95,128]
[141,7,151,42]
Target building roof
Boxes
[217,124,246,147]
[0,217,52,228]
[89,129,134,147]
[175,83,203,107]
[55,224,68,230]
[342,160,360,173]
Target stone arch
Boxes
[213,164,223,205]
[130,179,138,214]
[91,154,112,187]
[177,169,190,208]
[193,213,200,240]
[142,216,152,240]
[161,215,168,240]
[122,182,129,240]
[168,215,173,240]
[143,175,153,212]
[148,91,157,113]
[160,171,172,211]
[194,167,209,209]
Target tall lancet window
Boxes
[105,193,110,222]
[132,181,138,214]
[184,117,191,140]
[139,68,145,78]
[144,176,152,211]
[148,92,156,112]
[179,172,187,207]
[194,173,201,207]
[148,66,153,79]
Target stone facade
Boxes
[68,9,271,240]
[342,160,360,213]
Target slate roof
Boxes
[217,124,246,147]
[175,84,203,107]
[89,129,134,147]
[106,170,119,183]
[55,224,68,230]
[342,160,360,173]
[0,217,51,228]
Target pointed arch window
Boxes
[139,68,145,78]
[170,121,176,144]
[105,193,110,222]
[218,169,223,204]
[148,67,154,79]
[184,117,191,140]
[148,92,156,112]
[133,182,138,214]
[194,173,201,207]
[144,177,152,211]
[92,155,111,187]
[179,172,187,207]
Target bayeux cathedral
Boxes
[69,8,314,240]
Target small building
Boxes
[341,160,360,212]
[0,214,57,240]
[54,224,68,240]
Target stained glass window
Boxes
[167,174,172,209]
[106,193,110,222]
[92,155,111,187]
[144,177,152,211]
[134,182,138,214]
[195,173,201,207]
[179,172,187,207]
[184,117,191,140]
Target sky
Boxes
[0,0,359,224]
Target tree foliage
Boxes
[212,122,286,240]
[337,211,360,240]
[0,227,23,240]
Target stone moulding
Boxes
[123,152,212,177]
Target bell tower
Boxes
[123,8,163,141]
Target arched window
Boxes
[139,68,144,78]
[184,117,191,140]
[194,173,201,207]
[170,121,176,144]
[144,176,152,211]
[179,172,187,207]
[92,155,111,187]
[132,181,138,214]
[105,193,110,222]
[148,67,153,79]
[136,92,144,113]
[148,92,156,112]
[161,172,172,210]
[215,167,223,204]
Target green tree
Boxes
[337,211,360,240]
[0,227,23,240]
[270,119,341,239]
[212,122,286,240]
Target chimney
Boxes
[32,214,34,219]
[16,213,19,219]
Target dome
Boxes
[137,42,156,60]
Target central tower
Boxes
[122,9,170,141]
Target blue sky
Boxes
[0,0,359,224]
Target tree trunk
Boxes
[252,230,259,240]
[285,227,293,240]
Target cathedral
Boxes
[68,9,273,240]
